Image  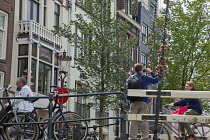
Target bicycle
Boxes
[85,125,100,140]
[85,123,119,140]
[0,85,39,140]
[30,85,88,140]
[148,105,210,140]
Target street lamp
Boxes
[57,50,72,87]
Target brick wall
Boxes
[0,0,15,86]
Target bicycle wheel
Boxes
[192,123,210,138]
[149,123,171,140]
[3,112,39,140]
[86,133,100,140]
[53,111,88,140]
[88,135,100,140]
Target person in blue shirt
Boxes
[168,81,202,140]
[127,63,158,140]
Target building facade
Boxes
[7,0,159,139]
[139,0,157,66]
[10,0,116,139]
[11,0,70,104]
[116,0,158,67]
[0,0,15,88]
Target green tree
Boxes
[56,0,138,136]
[149,0,210,112]
[165,0,210,91]
[150,0,210,90]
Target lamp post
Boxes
[57,50,72,87]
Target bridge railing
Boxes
[127,89,210,123]
[0,88,127,140]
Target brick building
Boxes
[0,0,15,88]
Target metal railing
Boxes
[0,88,127,140]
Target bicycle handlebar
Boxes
[0,84,12,92]
[0,88,4,92]
[50,85,59,89]
[0,85,12,97]
[163,104,169,108]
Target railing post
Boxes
[120,87,126,140]
[115,114,120,140]
[48,93,54,140]
[153,82,162,140]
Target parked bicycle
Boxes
[30,85,88,140]
[149,105,210,140]
[0,85,39,140]
[85,125,100,140]
[85,123,119,140]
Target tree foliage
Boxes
[55,0,138,131]
[149,0,210,113]
[150,0,210,90]
[165,0,210,91]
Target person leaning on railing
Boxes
[168,81,202,140]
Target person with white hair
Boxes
[5,77,34,112]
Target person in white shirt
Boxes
[8,77,34,112]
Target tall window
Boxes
[74,27,82,59]
[43,0,47,26]
[0,71,4,88]
[19,0,23,20]
[38,62,52,94]
[75,83,90,119]
[0,12,7,60]
[141,52,147,64]
[54,3,60,27]
[150,3,155,20]
[130,0,138,16]
[142,23,148,43]
[27,0,39,22]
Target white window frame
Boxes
[54,2,60,27]
[141,52,147,64]
[0,11,8,60]
[0,71,4,88]
[141,23,148,44]
[150,3,155,20]
[74,28,82,59]
[43,0,47,26]
[75,82,90,118]
[27,0,40,23]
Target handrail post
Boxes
[153,81,162,140]
[48,93,54,140]
[120,87,126,140]
[115,114,120,140]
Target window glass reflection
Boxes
[39,46,52,63]
[38,62,52,94]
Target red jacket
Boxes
[172,106,187,115]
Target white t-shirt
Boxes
[10,85,34,112]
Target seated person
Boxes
[168,81,202,140]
